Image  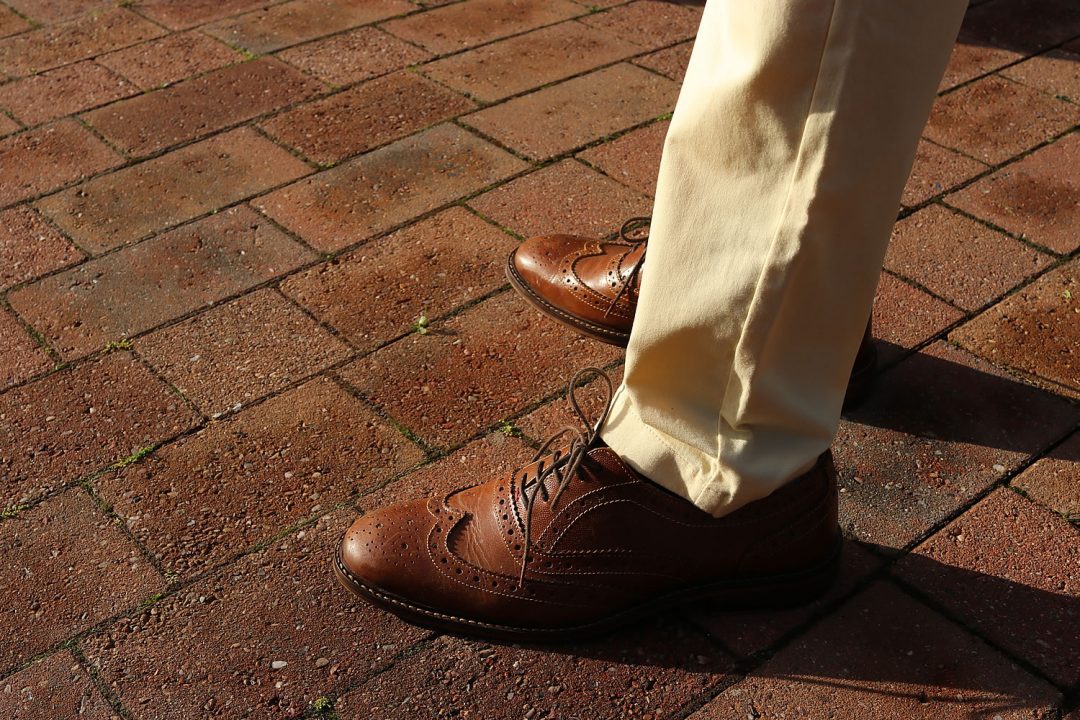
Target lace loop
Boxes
[516,367,614,588]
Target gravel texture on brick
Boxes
[0,351,200,508]
[9,206,314,358]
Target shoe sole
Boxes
[505,252,631,347]
[333,537,841,644]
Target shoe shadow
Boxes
[844,340,1077,457]
[507,541,1073,718]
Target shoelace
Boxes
[603,216,651,318]
[515,367,614,588]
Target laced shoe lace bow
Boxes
[603,216,650,318]
[513,367,614,588]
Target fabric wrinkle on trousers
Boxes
[599,0,968,517]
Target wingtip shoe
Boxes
[336,369,841,643]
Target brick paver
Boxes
[1,1,1077,717]
[0,119,122,206]
[0,8,163,77]
[96,31,242,90]
[36,128,311,253]
[0,490,163,674]
[339,292,622,449]
[578,119,669,197]
[275,26,430,86]
[0,206,83,291]
[205,0,414,56]
[884,204,1052,311]
[950,259,1079,398]
[926,75,1078,165]
[380,0,583,54]
[0,310,51,390]
[281,207,513,352]
[0,61,137,127]
[834,341,1077,551]
[9,206,314,358]
[579,0,703,50]
[95,378,423,576]
[421,20,637,103]
[136,289,352,416]
[948,131,1080,254]
[690,582,1060,720]
[81,510,428,720]
[260,71,475,165]
[896,488,1080,687]
[0,650,115,720]
[82,58,324,157]
[869,273,965,366]
[464,63,679,160]
[469,158,652,238]
[335,619,732,720]
[0,351,200,509]
[255,123,527,251]
[1012,431,1080,520]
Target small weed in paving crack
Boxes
[0,504,30,519]
[103,339,133,352]
[114,445,155,469]
[412,312,430,335]
[497,419,521,438]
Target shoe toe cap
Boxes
[511,234,589,290]
[338,501,432,595]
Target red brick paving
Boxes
[950,259,1079,399]
[633,40,694,82]
[0,119,122,206]
[0,61,137,127]
[275,26,430,86]
[96,31,242,90]
[0,8,163,77]
[577,119,669,197]
[690,582,1060,720]
[204,0,414,56]
[0,351,200,509]
[1,2,1078,717]
[926,75,1078,165]
[896,488,1080,687]
[420,20,638,103]
[947,131,1080,254]
[1012,431,1080,519]
[335,619,732,720]
[0,309,51,390]
[280,207,514,352]
[135,289,352,416]
[255,122,526,251]
[0,490,163,674]
[0,206,83,291]
[81,510,428,720]
[36,128,311,253]
[464,63,679,160]
[469,158,653,238]
[869,273,965,366]
[884,204,1052,311]
[259,71,475,165]
[9,206,315,359]
[0,650,116,720]
[380,0,584,54]
[338,292,622,449]
[901,138,989,208]
[95,378,423,577]
[81,58,324,157]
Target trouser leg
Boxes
[600,0,968,517]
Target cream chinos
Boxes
[600,0,968,517]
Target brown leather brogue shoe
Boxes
[335,369,841,642]
[506,219,878,408]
